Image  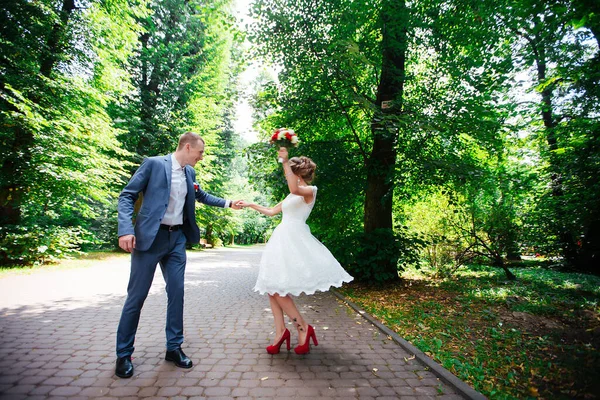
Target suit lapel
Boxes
[164,155,172,193]
[184,166,194,208]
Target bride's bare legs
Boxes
[272,294,309,345]
[268,294,287,344]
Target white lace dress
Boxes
[254,186,354,296]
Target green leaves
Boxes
[0,0,146,263]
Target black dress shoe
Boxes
[165,347,193,368]
[115,356,133,378]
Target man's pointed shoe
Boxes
[115,356,133,378]
[165,347,193,368]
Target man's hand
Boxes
[231,200,244,210]
[119,235,136,253]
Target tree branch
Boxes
[300,17,368,164]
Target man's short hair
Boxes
[177,132,205,150]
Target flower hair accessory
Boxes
[270,128,299,163]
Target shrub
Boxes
[0,224,89,265]
[326,228,424,284]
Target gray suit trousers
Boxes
[116,229,187,357]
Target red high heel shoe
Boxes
[294,325,318,354]
[266,329,291,354]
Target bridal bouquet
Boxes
[270,128,299,163]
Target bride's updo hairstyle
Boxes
[289,156,316,183]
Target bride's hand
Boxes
[237,200,252,208]
[278,147,289,162]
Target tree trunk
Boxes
[39,0,75,77]
[492,253,517,280]
[138,32,160,155]
[573,0,600,273]
[205,225,214,246]
[0,127,32,225]
[578,216,600,273]
[363,0,408,278]
[137,8,179,155]
[533,35,578,264]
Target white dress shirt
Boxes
[161,154,187,226]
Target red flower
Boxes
[269,128,299,147]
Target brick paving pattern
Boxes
[0,246,466,399]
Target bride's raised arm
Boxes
[279,148,313,200]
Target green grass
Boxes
[0,250,129,279]
[339,263,600,399]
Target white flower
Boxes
[290,135,299,144]
[277,131,285,140]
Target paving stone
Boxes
[54,369,84,377]
[110,386,141,396]
[231,387,249,397]
[219,378,240,387]
[415,385,441,396]
[238,379,260,388]
[79,370,102,378]
[197,378,220,387]
[156,386,182,397]
[394,385,418,395]
[49,386,82,396]
[79,387,111,397]
[16,376,47,385]
[0,375,21,384]
[134,387,157,398]
[203,386,232,396]
[249,386,276,396]
[27,385,55,395]
[0,395,28,400]
[356,386,381,396]
[206,371,227,379]
[70,377,99,387]
[0,247,470,400]
[272,385,298,396]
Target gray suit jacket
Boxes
[117,155,227,252]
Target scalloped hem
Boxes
[253,277,354,297]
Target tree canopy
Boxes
[0,0,598,278]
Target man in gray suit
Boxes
[115,132,241,378]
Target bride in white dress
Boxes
[239,148,353,355]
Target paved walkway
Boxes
[0,246,466,399]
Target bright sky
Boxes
[233,67,260,144]
[233,0,260,144]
